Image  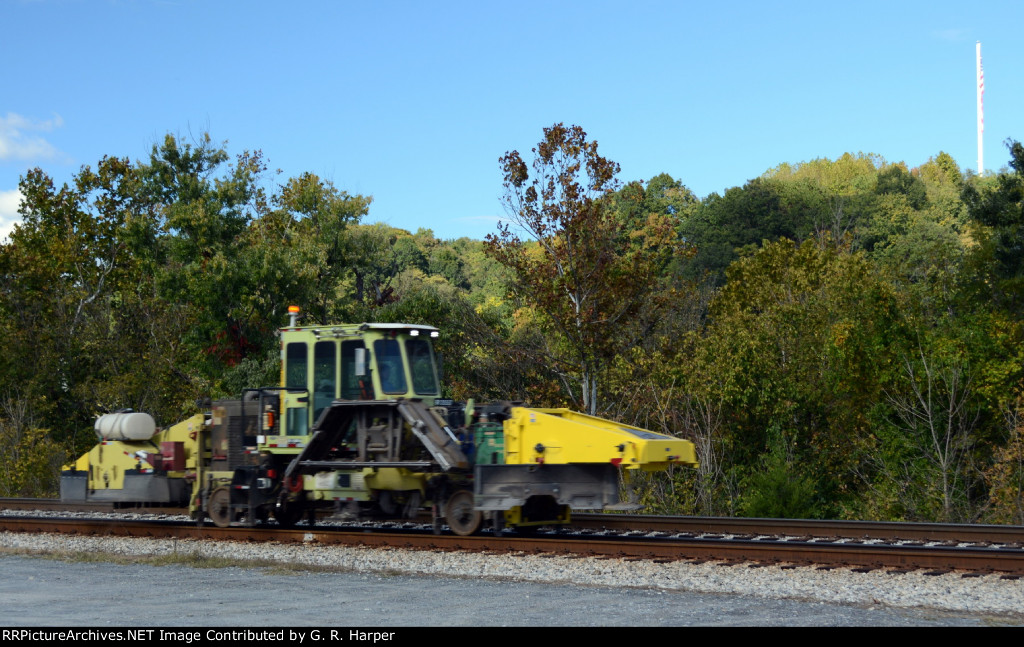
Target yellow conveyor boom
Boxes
[503,407,698,470]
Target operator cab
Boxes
[254,314,442,451]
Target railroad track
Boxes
[10,498,1023,544]
[572,513,1024,544]
[2,500,1023,576]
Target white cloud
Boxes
[0,189,23,243]
[0,112,65,162]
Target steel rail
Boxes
[571,513,1024,544]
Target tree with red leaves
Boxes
[486,124,685,415]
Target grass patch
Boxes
[0,545,276,569]
[0,544,357,575]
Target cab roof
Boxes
[279,322,440,336]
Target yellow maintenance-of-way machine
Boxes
[62,309,697,534]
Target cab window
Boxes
[313,341,336,421]
[285,342,307,389]
[405,338,439,395]
[341,340,368,399]
[373,339,407,395]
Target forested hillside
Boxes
[2,126,1022,525]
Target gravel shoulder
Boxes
[1,532,1022,627]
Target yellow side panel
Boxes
[68,453,90,472]
[86,441,143,491]
[503,408,698,470]
[362,467,428,492]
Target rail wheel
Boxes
[445,490,481,536]
[490,510,505,536]
[208,487,235,528]
[274,496,304,528]
[378,490,397,516]
[402,490,422,519]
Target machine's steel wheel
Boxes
[402,490,422,519]
[377,490,397,516]
[491,510,505,536]
[274,497,304,528]
[208,487,234,528]
[445,490,482,536]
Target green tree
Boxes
[272,172,370,324]
[680,177,825,284]
[347,223,405,309]
[739,435,821,518]
[0,153,207,469]
[882,345,981,522]
[986,401,1024,524]
[962,139,1024,316]
[692,238,903,516]
[134,134,270,380]
[4,159,149,435]
[917,152,967,229]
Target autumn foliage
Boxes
[1,128,1023,524]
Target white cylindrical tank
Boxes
[95,412,157,441]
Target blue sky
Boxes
[2,0,1022,242]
